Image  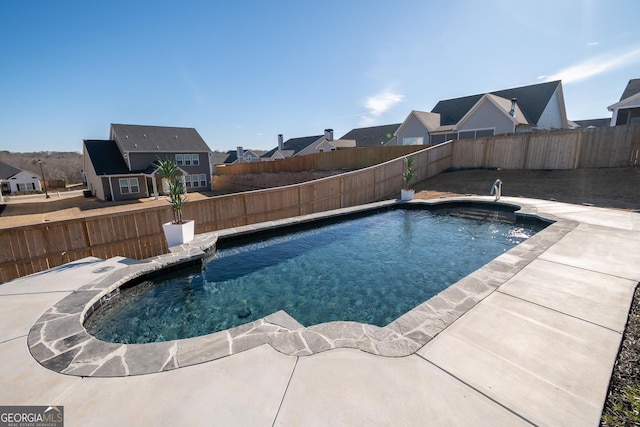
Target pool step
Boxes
[444,208,516,223]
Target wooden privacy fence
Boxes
[451,125,640,170]
[0,144,452,283]
[215,145,426,175]
[2,124,639,283]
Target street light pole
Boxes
[38,159,50,199]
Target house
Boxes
[223,147,266,164]
[340,123,401,147]
[573,118,610,128]
[0,161,42,195]
[83,124,213,201]
[608,78,640,126]
[395,80,569,145]
[261,129,355,160]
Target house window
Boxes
[430,134,446,144]
[402,137,423,145]
[459,129,495,139]
[119,178,139,194]
[184,175,192,188]
[175,154,184,166]
[184,154,192,166]
[17,183,35,191]
[199,174,207,187]
[458,131,475,140]
[192,154,200,166]
[475,129,495,138]
[430,133,459,144]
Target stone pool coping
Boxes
[27,198,577,377]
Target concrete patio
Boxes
[1,197,638,426]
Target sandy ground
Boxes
[0,190,225,228]
[0,167,638,228]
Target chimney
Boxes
[509,98,517,117]
[236,146,244,163]
[324,129,334,141]
[278,134,284,151]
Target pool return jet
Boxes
[490,179,502,201]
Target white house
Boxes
[395,80,569,145]
[0,161,42,195]
[608,78,640,126]
[261,129,355,159]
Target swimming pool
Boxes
[85,204,548,344]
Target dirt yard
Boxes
[0,167,638,228]
[413,167,640,210]
[0,190,223,228]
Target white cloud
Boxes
[361,90,404,126]
[544,45,640,84]
[586,41,600,47]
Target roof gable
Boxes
[84,140,130,175]
[394,110,441,140]
[457,94,519,129]
[432,80,561,126]
[620,78,640,101]
[110,124,211,153]
[412,111,441,130]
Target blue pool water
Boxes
[85,206,546,344]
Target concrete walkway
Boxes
[1,197,638,426]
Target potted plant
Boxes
[401,155,416,201]
[154,157,194,248]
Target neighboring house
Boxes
[340,123,401,147]
[608,78,640,126]
[0,161,42,195]
[573,118,610,128]
[395,80,569,145]
[261,129,355,160]
[394,111,442,146]
[316,138,356,152]
[224,147,266,164]
[83,124,213,201]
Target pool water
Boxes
[85,207,545,344]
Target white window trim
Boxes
[119,177,140,194]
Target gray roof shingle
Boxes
[110,124,211,152]
[432,80,562,126]
[261,135,322,158]
[573,118,610,128]
[84,140,130,175]
[340,124,401,147]
[0,161,24,180]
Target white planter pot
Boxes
[162,220,195,248]
[400,189,415,201]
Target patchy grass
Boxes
[601,284,640,426]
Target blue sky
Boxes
[1,0,639,153]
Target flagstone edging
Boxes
[27,199,574,377]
